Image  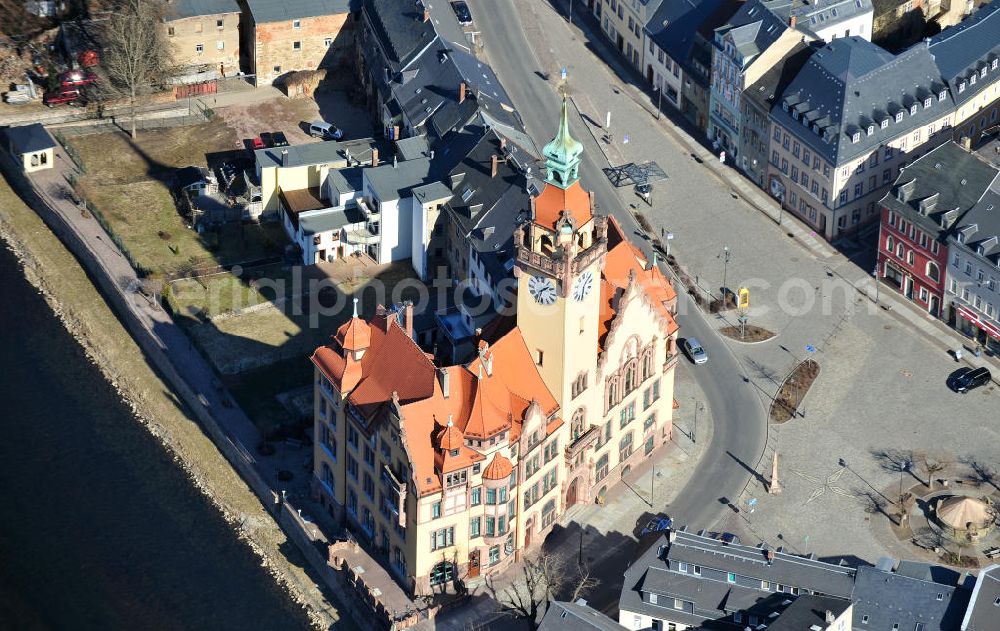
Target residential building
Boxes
[767,594,853,631]
[768,37,954,239]
[644,0,731,127]
[2,123,56,173]
[239,0,354,85]
[877,142,996,317]
[764,0,874,42]
[163,0,241,75]
[769,1,1000,241]
[540,600,627,631]
[618,530,858,630]
[946,166,1000,354]
[961,564,1000,631]
[852,559,972,631]
[594,0,666,71]
[310,105,680,595]
[741,41,816,187]
[708,0,808,157]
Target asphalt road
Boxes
[470,0,768,533]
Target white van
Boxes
[309,121,343,140]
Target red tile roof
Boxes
[534,180,592,230]
[482,452,514,480]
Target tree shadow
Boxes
[871,448,923,485]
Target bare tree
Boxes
[102,0,172,138]
[486,552,598,631]
[961,456,1000,491]
[921,453,950,488]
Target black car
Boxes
[451,0,472,25]
[271,131,289,147]
[948,366,992,393]
[259,132,274,148]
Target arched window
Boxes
[926,261,940,282]
[886,235,894,252]
[906,249,914,265]
[624,360,637,393]
[896,243,904,258]
[571,408,586,440]
[641,349,653,381]
[429,561,455,586]
[605,377,618,411]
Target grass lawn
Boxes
[168,262,298,319]
[67,123,287,275]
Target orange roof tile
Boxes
[533,180,592,230]
[482,453,514,480]
[336,317,371,351]
[437,420,464,451]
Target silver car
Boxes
[684,337,708,365]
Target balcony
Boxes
[566,424,600,459]
[357,196,380,219]
[664,352,679,371]
[516,245,566,277]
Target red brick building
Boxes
[876,142,995,317]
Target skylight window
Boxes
[462,187,476,203]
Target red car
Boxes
[59,69,98,89]
[43,89,83,107]
[251,136,265,150]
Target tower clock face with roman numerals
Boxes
[573,270,594,302]
[528,275,557,305]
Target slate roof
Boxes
[765,0,873,35]
[298,205,366,234]
[362,0,436,67]
[879,141,999,237]
[539,601,626,631]
[744,41,817,113]
[255,138,386,169]
[962,565,1000,631]
[952,189,1000,265]
[927,0,1000,108]
[365,156,437,201]
[767,594,851,631]
[852,565,972,631]
[717,0,789,65]
[772,36,953,165]
[244,0,351,22]
[3,123,56,155]
[647,0,728,75]
[165,0,239,19]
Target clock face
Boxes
[528,275,557,305]
[573,270,594,302]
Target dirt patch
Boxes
[216,96,321,145]
[719,324,775,343]
[770,359,820,423]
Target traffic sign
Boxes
[805,345,816,353]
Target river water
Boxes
[0,245,311,631]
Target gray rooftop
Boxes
[717,0,789,66]
[3,123,56,155]
[879,142,999,237]
[961,565,1000,631]
[538,601,625,631]
[298,206,365,235]
[767,594,851,631]
[365,156,436,201]
[765,0,873,35]
[927,0,1000,107]
[164,0,239,20]
[647,0,729,77]
[255,138,384,169]
[395,135,430,161]
[362,0,437,66]
[244,0,351,23]
[852,565,971,631]
[772,37,952,165]
[953,189,1000,265]
[744,41,817,112]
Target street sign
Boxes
[805,345,816,353]
[737,287,750,311]
[560,67,567,80]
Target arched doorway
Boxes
[567,477,579,505]
[929,295,939,317]
[429,561,456,588]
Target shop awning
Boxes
[957,305,1000,340]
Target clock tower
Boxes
[515,99,608,410]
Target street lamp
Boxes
[567,0,573,25]
[720,246,732,302]
[872,265,880,305]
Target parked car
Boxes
[683,337,708,365]
[271,131,289,147]
[948,366,992,393]
[259,132,274,148]
[451,0,473,25]
[43,88,83,107]
[58,69,97,89]
[639,515,673,536]
[705,531,740,545]
[308,120,342,140]
[250,136,265,150]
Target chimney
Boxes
[439,368,450,398]
[371,149,379,168]
[668,531,677,543]
[393,155,398,168]
[422,8,429,21]
[281,149,289,167]
[491,154,498,178]
[825,611,836,624]
[404,301,414,339]
[459,82,466,103]
[589,190,595,213]
[430,150,435,159]
[766,550,775,563]
[789,15,797,28]
[392,125,400,140]
[960,135,972,150]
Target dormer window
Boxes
[959,81,966,93]
[909,104,918,115]
[852,132,861,143]
[980,67,987,78]
[970,74,977,86]
[867,125,875,136]
[992,59,998,70]
[450,449,459,457]
[923,97,932,108]
[938,90,947,101]
[881,118,889,129]
[895,111,904,122]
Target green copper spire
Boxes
[542,98,583,189]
